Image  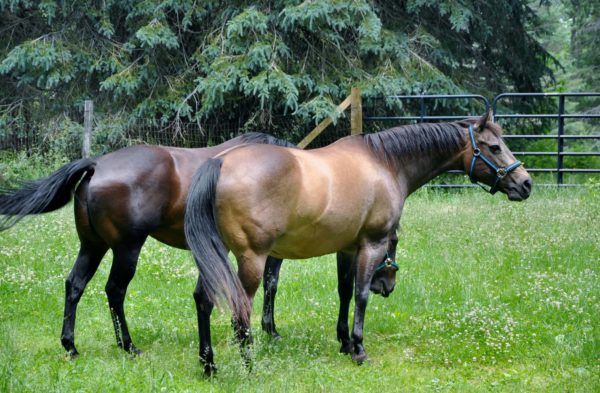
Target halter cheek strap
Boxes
[468,125,522,194]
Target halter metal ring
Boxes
[473,148,481,157]
[496,167,507,178]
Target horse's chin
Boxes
[507,192,525,201]
[370,288,390,298]
[506,189,529,201]
[369,287,382,295]
[369,284,393,297]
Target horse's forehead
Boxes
[479,123,504,143]
[485,122,504,137]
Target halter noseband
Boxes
[468,125,522,194]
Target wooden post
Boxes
[350,87,362,135]
[297,87,362,149]
[82,100,93,158]
[297,94,353,149]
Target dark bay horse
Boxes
[0,132,398,358]
[0,133,298,357]
[184,112,532,374]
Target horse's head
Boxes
[463,111,532,201]
[370,255,398,297]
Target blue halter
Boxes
[468,125,522,194]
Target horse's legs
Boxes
[193,275,216,376]
[61,243,108,357]
[105,238,146,354]
[351,240,387,364]
[232,252,267,369]
[336,251,355,354]
[261,256,283,339]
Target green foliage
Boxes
[568,0,600,92]
[0,0,557,128]
[135,19,179,49]
[0,39,77,89]
[534,1,599,94]
[0,150,68,185]
[295,95,338,124]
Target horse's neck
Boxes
[396,137,466,195]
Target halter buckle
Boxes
[496,167,507,178]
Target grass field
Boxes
[0,188,598,392]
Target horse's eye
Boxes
[489,145,502,154]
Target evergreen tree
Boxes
[568,0,599,93]
[0,0,557,130]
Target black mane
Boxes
[238,132,297,148]
[363,122,467,170]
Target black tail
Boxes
[184,158,250,321]
[0,159,96,231]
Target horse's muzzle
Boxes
[507,177,532,201]
[370,278,395,297]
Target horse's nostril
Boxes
[523,178,532,193]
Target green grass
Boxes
[0,188,598,392]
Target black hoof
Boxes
[202,363,217,377]
[261,323,282,341]
[267,330,282,341]
[352,351,368,365]
[64,348,79,360]
[126,344,143,356]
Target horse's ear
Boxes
[475,109,493,132]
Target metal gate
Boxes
[492,93,600,185]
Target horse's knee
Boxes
[194,288,214,315]
[105,280,125,302]
[264,276,278,294]
[65,276,85,303]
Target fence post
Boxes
[82,100,93,158]
[419,97,426,123]
[350,87,362,135]
[557,95,565,185]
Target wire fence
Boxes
[1,93,598,186]
[0,111,349,158]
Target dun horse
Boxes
[184,112,532,374]
[0,132,397,358]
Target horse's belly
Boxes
[150,225,187,249]
[269,225,356,259]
